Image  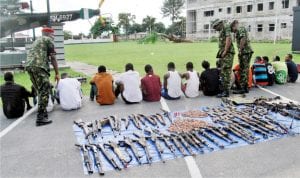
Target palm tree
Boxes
[142,16,156,33]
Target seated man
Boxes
[0,72,34,118]
[272,56,288,84]
[162,62,182,100]
[232,63,253,89]
[252,56,268,86]
[56,73,82,110]
[285,54,298,83]
[90,65,115,105]
[262,56,275,86]
[115,63,142,104]
[141,64,161,102]
[182,62,200,98]
[200,60,220,96]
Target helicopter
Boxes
[0,0,106,38]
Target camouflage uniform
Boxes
[235,27,253,89]
[217,24,235,92]
[25,36,55,119]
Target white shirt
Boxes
[57,78,82,110]
[167,71,182,98]
[185,71,200,98]
[116,70,142,102]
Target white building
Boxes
[186,0,300,41]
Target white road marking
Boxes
[185,156,203,178]
[0,105,37,138]
[160,97,203,178]
[257,86,299,104]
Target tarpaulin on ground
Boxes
[73,106,300,175]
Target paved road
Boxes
[1,85,300,178]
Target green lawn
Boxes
[0,69,91,95]
[65,41,299,77]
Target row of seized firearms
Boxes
[74,97,297,175]
[74,113,171,142]
[253,97,300,120]
[74,125,241,176]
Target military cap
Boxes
[211,19,223,28]
[42,27,54,33]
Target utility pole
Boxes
[46,0,51,27]
[30,0,36,41]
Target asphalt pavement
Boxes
[0,83,300,178]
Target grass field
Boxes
[0,69,91,95]
[65,41,300,77]
[1,41,299,97]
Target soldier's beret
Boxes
[42,27,54,33]
[211,19,223,28]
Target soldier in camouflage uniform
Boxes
[212,19,235,97]
[231,20,254,94]
[25,27,59,126]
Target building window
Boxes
[257,3,263,11]
[204,24,209,33]
[298,0,300,6]
[236,6,242,13]
[227,7,232,14]
[188,10,197,34]
[269,2,275,10]
[269,24,275,31]
[247,5,253,12]
[257,24,263,32]
[204,10,214,17]
[219,8,222,12]
[282,0,289,8]
[281,23,287,28]
[248,25,251,32]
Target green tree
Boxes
[90,17,112,38]
[63,30,72,40]
[118,13,135,38]
[142,16,156,33]
[161,0,185,24]
[128,23,143,34]
[166,16,186,37]
[153,22,166,33]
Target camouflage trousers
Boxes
[26,67,50,117]
[239,53,252,88]
[220,53,234,91]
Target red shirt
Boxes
[141,73,161,102]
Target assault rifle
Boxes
[153,130,177,158]
[191,131,214,151]
[144,127,166,163]
[74,119,93,143]
[93,143,121,170]
[197,129,225,149]
[86,144,105,175]
[104,141,132,168]
[119,136,143,164]
[108,116,121,137]
[133,131,152,164]
[172,133,196,155]
[180,132,204,153]
[139,114,158,127]
[168,133,188,156]
[75,144,93,174]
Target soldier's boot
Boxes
[217,90,229,98]
[36,111,52,126]
[244,86,249,93]
[233,85,249,94]
[233,89,245,94]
